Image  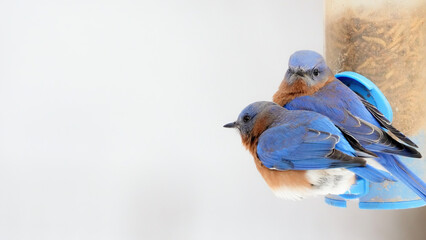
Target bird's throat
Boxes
[273,76,334,106]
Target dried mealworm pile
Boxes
[325,6,426,135]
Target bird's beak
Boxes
[295,69,305,77]
[223,122,237,128]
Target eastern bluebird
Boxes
[273,50,425,201]
[224,101,395,200]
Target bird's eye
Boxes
[243,115,251,123]
[313,68,319,76]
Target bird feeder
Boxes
[324,0,426,209]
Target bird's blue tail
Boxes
[376,153,426,201]
[348,165,396,183]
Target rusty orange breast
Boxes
[253,156,311,191]
[273,77,335,106]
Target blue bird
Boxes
[273,50,425,201]
[224,101,395,200]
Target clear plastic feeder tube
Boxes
[324,0,426,209]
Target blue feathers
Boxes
[254,107,395,183]
[376,154,426,201]
[257,111,362,169]
[288,50,324,70]
[348,166,397,183]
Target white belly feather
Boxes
[271,168,356,200]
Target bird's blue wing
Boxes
[257,123,365,171]
[338,109,420,157]
[359,97,417,147]
[285,81,421,158]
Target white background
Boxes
[0,1,425,240]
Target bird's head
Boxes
[284,50,332,87]
[223,101,279,138]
